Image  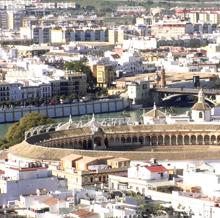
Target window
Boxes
[199,112,203,119]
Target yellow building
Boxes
[107,157,130,169]
[188,12,199,24]
[52,154,129,190]
[199,13,209,23]
[96,64,116,88]
[209,13,220,25]
[108,29,124,44]
[51,28,65,44]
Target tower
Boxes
[160,68,166,88]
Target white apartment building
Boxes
[21,84,51,100]
[123,38,157,50]
[104,50,146,75]
[151,20,193,39]
[0,82,22,102]
[0,161,65,205]
[21,26,108,44]
[117,6,146,14]
[127,80,150,105]
[183,163,220,197]
[0,9,8,29]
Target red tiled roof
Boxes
[71,209,96,218]
[146,165,167,173]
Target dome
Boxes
[191,102,211,111]
[144,103,166,118]
[191,89,211,111]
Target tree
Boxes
[6,112,54,146]
[64,61,96,89]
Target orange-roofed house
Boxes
[70,209,98,218]
[128,162,168,181]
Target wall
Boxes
[0,98,129,123]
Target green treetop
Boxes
[6,112,54,146]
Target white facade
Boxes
[183,168,220,197]
[0,162,65,205]
[127,80,149,104]
[128,162,168,181]
[123,38,157,50]
[191,89,211,122]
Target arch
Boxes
[109,137,114,145]
[184,135,190,145]
[99,176,102,182]
[217,135,220,144]
[177,135,183,145]
[164,135,170,146]
[199,112,203,119]
[26,132,31,138]
[139,136,144,144]
[158,135,163,145]
[132,136,138,143]
[126,137,131,143]
[204,135,210,145]
[103,175,106,183]
[121,136,126,144]
[191,135,196,145]
[171,135,176,145]
[88,139,93,150]
[211,135,216,145]
[83,140,87,149]
[145,136,150,145]
[78,140,83,148]
[197,135,203,145]
[151,136,157,146]
[115,137,120,145]
[73,140,78,148]
[104,138,109,147]
[162,93,216,105]
[94,137,102,147]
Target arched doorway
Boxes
[83,140,87,149]
[191,135,196,145]
[164,135,170,146]
[204,135,210,145]
[151,136,157,146]
[217,135,220,145]
[197,135,203,145]
[184,135,190,145]
[132,136,138,143]
[121,136,126,144]
[104,138,109,148]
[126,137,131,144]
[211,135,216,145]
[158,135,163,145]
[171,135,176,145]
[94,137,102,147]
[177,135,183,145]
[88,139,93,150]
[139,136,144,145]
[145,136,150,145]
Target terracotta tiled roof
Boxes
[43,197,59,206]
[71,209,97,218]
[144,108,166,118]
[191,102,211,111]
[146,165,167,173]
